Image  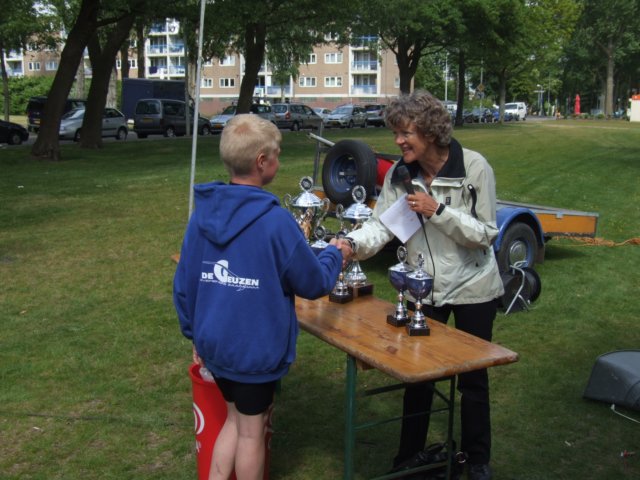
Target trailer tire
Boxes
[497,223,537,272]
[322,140,377,206]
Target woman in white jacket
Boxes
[340,91,504,480]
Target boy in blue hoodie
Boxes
[174,114,344,479]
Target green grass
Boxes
[1,120,639,479]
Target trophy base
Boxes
[348,283,374,298]
[406,323,431,336]
[387,315,409,327]
[329,291,353,303]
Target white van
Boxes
[505,102,527,121]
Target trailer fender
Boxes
[494,207,545,272]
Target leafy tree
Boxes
[203,0,352,113]
[563,0,640,115]
[0,0,58,120]
[355,0,463,94]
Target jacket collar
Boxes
[391,138,466,184]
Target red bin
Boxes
[189,364,272,480]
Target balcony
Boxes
[148,45,168,55]
[267,85,291,96]
[352,60,378,72]
[169,44,185,54]
[351,85,377,95]
[351,35,378,48]
[8,68,24,77]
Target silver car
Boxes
[210,103,276,133]
[325,104,367,128]
[272,103,323,131]
[59,107,128,141]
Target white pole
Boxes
[188,0,208,218]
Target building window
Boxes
[220,55,236,66]
[28,62,40,71]
[324,76,342,87]
[299,77,316,87]
[128,59,137,69]
[307,53,317,64]
[325,52,343,64]
[201,78,213,88]
[394,77,400,88]
[204,59,213,66]
[220,78,235,88]
[324,32,339,42]
[45,61,58,71]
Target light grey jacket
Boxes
[348,139,504,306]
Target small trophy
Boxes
[283,176,330,242]
[387,246,414,327]
[310,225,329,254]
[329,230,353,303]
[343,186,374,298]
[405,253,433,336]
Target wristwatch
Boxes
[344,236,358,254]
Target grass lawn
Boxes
[1,120,639,479]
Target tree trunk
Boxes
[455,50,466,126]
[81,14,135,149]
[605,39,615,116]
[136,20,146,78]
[1,40,10,121]
[31,0,100,160]
[120,39,130,80]
[237,22,266,113]
[498,68,507,123]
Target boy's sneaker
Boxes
[468,463,492,480]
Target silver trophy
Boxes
[405,253,433,336]
[342,185,374,297]
[387,246,414,327]
[283,176,330,242]
[310,225,329,254]
[329,228,353,303]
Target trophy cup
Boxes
[343,185,374,298]
[386,246,414,327]
[310,225,329,254]
[329,229,354,303]
[283,176,330,242]
[405,253,433,336]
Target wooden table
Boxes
[296,295,519,480]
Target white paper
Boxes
[379,193,422,244]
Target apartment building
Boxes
[3,18,405,117]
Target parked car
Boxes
[364,104,386,127]
[465,107,494,123]
[59,107,129,141]
[325,104,367,128]
[209,103,275,132]
[133,99,211,138]
[272,103,322,131]
[504,102,527,121]
[490,108,513,122]
[313,107,332,122]
[26,95,86,133]
[0,120,29,145]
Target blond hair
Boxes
[220,114,282,175]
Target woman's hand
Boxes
[407,191,439,218]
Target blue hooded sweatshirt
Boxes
[173,181,342,383]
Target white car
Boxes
[59,107,128,141]
[504,102,527,121]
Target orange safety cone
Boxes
[189,363,273,480]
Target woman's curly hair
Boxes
[385,90,453,146]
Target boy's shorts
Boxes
[214,375,276,416]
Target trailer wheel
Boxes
[322,140,377,206]
[497,223,537,272]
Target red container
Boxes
[189,364,272,480]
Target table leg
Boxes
[344,354,357,480]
